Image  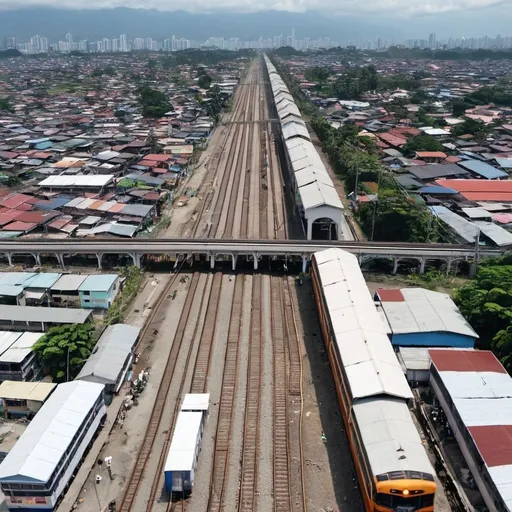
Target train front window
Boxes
[376,492,434,510]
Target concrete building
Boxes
[375,288,478,348]
[0,381,56,419]
[429,349,512,512]
[0,332,44,382]
[0,306,92,332]
[0,381,106,511]
[78,274,120,310]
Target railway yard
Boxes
[175,59,299,240]
[1,54,458,512]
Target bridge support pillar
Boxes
[96,253,103,270]
[302,256,307,273]
[174,257,180,270]
[253,253,259,270]
[232,254,237,271]
[32,253,41,267]
[130,253,141,268]
[392,257,399,275]
[419,259,426,275]
[55,253,65,269]
[210,254,215,269]
[6,253,12,267]
[469,261,477,278]
[446,259,453,275]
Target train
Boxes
[311,248,437,512]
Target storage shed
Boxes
[376,288,478,348]
[0,381,56,418]
[78,274,120,309]
[76,324,140,394]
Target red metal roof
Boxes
[468,425,512,467]
[376,288,405,302]
[3,221,37,232]
[436,179,512,202]
[429,349,507,373]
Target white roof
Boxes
[314,249,412,400]
[381,288,478,339]
[300,181,343,210]
[0,332,23,356]
[181,393,210,411]
[476,221,512,247]
[0,332,43,363]
[282,120,310,141]
[164,411,202,472]
[488,466,512,511]
[0,381,104,484]
[38,175,114,188]
[51,274,88,291]
[0,381,56,402]
[353,397,434,476]
[295,166,333,188]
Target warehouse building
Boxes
[0,305,92,332]
[0,381,106,511]
[375,288,478,348]
[0,381,56,419]
[429,349,512,512]
[76,324,140,395]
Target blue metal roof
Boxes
[79,274,118,292]
[458,159,508,180]
[418,186,458,195]
[25,273,62,289]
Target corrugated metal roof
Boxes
[51,274,88,292]
[0,332,42,363]
[79,274,118,292]
[0,332,23,356]
[353,397,434,476]
[38,175,114,188]
[476,221,512,247]
[429,349,506,373]
[0,273,36,287]
[164,411,203,472]
[314,248,412,400]
[300,181,343,211]
[461,207,491,219]
[0,305,91,324]
[380,288,478,339]
[76,324,139,386]
[24,273,61,290]
[0,381,104,484]
[430,205,478,244]
[457,159,508,180]
[0,381,56,402]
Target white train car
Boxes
[164,394,209,496]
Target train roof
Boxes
[313,248,412,400]
[353,396,433,476]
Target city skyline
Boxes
[5,30,512,55]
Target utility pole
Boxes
[370,170,382,241]
[354,167,360,202]
[474,225,481,274]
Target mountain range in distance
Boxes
[0,8,396,42]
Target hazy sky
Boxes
[0,0,508,15]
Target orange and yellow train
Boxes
[311,249,436,512]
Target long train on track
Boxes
[311,248,437,512]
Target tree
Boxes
[451,117,490,138]
[137,86,173,118]
[0,98,12,112]
[146,129,160,152]
[451,100,472,117]
[402,135,444,155]
[197,74,213,89]
[33,323,96,382]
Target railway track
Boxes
[207,274,245,511]
[239,274,263,511]
[271,276,292,512]
[119,272,201,512]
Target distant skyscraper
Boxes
[65,32,73,44]
[429,32,436,49]
[120,34,128,52]
[291,28,296,48]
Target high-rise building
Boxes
[65,32,73,44]
[120,34,128,52]
[429,32,436,49]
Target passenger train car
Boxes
[311,248,436,512]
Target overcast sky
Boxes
[0,0,507,15]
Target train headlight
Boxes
[403,489,409,496]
